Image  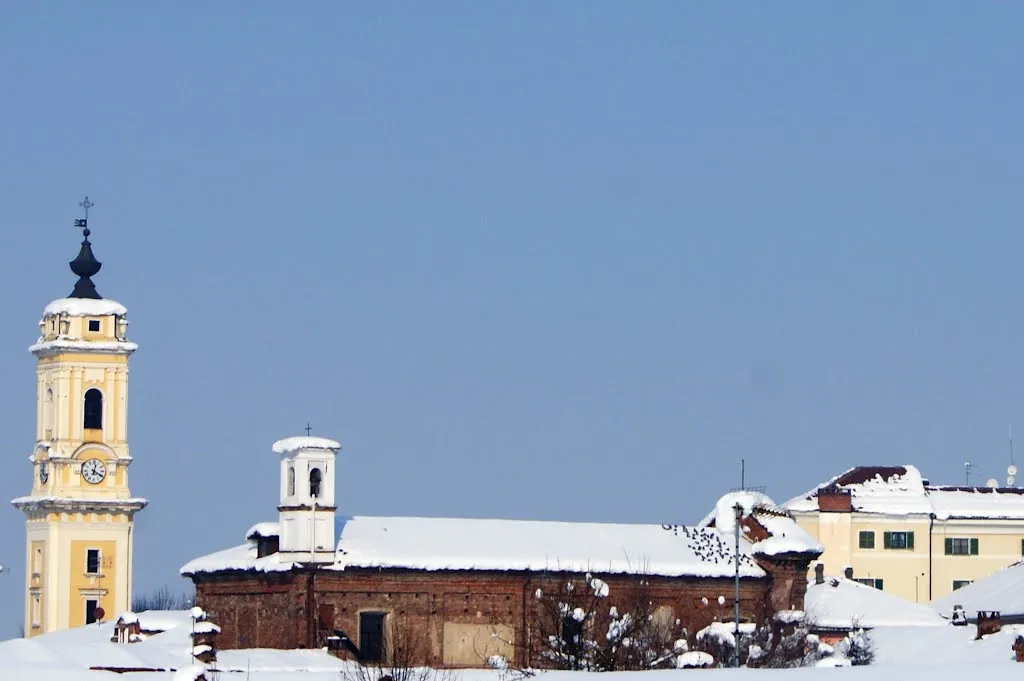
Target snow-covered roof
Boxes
[925,487,1024,520]
[700,491,823,557]
[931,560,1024,618]
[271,436,341,456]
[183,515,767,579]
[0,610,346,678]
[43,298,127,318]
[783,465,1024,518]
[805,575,946,630]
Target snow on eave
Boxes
[42,298,127,318]
[11,496,148,512]
[29,338,138,356]
[271,436,341,455]
[180,543,296,576]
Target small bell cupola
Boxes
[274,432,341,563]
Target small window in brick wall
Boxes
[359,612,386,663]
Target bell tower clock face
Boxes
[81,458,106,484]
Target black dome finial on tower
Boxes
[69,196,103,299]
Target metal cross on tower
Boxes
[75,196,95,230]
[305,422,312,436]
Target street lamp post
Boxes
[734,503,743,668]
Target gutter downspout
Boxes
[928,514,934,601]
[306,570,316,649]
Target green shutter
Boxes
[875,579,883,591]
[907,531,915,550]
[970,538,979,555]
[883,531,892,549]
[945,538,953,555]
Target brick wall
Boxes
[194,568,786,667]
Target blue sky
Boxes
[2,2,1024,633]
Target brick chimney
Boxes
[817,486,852,513]
[814,563,825,585]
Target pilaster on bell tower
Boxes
[12,198,147,637]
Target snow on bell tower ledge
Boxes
[273,435,341,563]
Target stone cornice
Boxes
[11,495,148,515]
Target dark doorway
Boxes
[85,599,99,625]
[359,612,386,662]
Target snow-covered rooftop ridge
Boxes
[183,514,767,579]
[805,575,946,629]
[271,436,341,455]
[784,465,1024,518]
[330,515,764,577]
[700,491,822,557]
[931,559,1024,618]
[43,298,127,318]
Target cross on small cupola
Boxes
[69,196,104,300]
[305,422,312,436]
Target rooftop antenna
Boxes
[965,461,976,487]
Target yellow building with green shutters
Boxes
[784,465,1024,604]
[11,205,147,636]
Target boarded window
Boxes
[443,622,515,667]
[360,612,386,663]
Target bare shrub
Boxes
[341,616,457,681]
[511,572,687,672]
[131,585,195,612]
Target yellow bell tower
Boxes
[12,198,147,636]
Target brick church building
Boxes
[181,436,822,668]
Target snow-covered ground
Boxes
[4,616,1024,680]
